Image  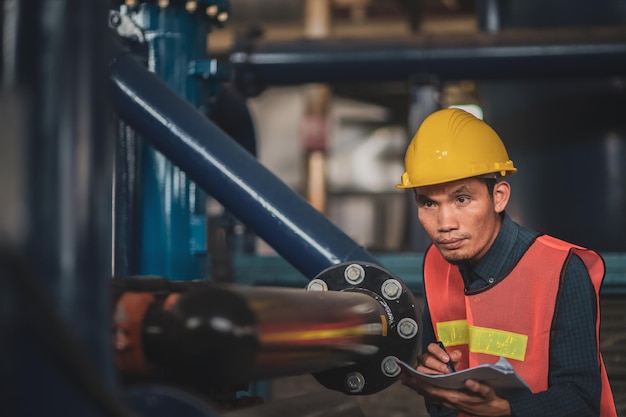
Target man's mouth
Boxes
[437,238,465,250]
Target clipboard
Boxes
[397,356,532,399]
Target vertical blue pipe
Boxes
[126,4,208,280]
[6,0,119,415]
[22,0,114,381]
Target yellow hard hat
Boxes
[396,108,517,189]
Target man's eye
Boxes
[457,196,469,204]
[418,201,434,208]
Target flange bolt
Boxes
[306,279,328,292]
[345,372,366,393]
[381,278,402,300]
[397,318,418,339]
[344,264,365,285]
[381,356,401,377]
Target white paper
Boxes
[397,356,532,399]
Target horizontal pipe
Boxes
[234,286,386,379]
[108,38,380,280]
[114,281,386,386]
[230,27,626,85]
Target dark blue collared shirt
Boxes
[421,213,602,417]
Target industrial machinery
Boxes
[2,1,626,416]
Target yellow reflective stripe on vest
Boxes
[437,320,470,346]
[437,320,528,361]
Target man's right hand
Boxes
[416,342,461,374]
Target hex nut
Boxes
[397,317,418,339]
[381,278,402,300]
[306,279,328,291]
[345,372,366,393]
[344,264,365,285]
[381,356,401,377]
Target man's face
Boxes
[415,178,507,265]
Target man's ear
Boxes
[493,181,510,214]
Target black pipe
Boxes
[230,27,626,90]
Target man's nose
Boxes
[437,205,458,232]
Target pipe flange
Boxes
[311,262,420,395]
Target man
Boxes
[396,108,617,417]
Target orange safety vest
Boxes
[424,235,617,417]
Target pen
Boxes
[437,341,456,373]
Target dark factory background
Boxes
[0,1,624,416]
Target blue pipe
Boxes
[230,28,626,87]
[109,40,379,280]
[8,1,119,416]
[123,4,210,281]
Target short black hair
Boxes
[477,177,498,198]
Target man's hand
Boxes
[399,371,512,417]
[416,342,461,374]
[400,343,511,416]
